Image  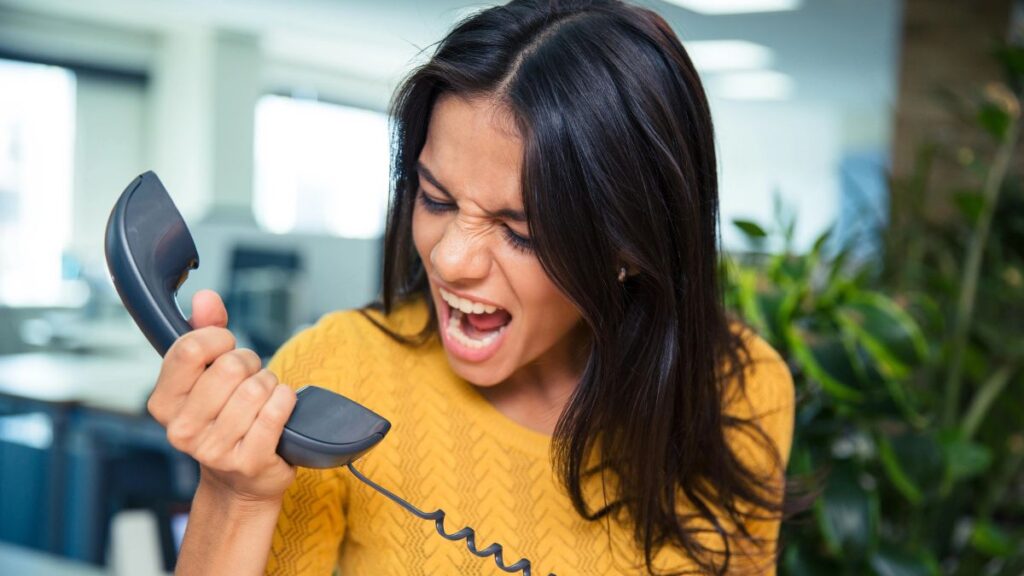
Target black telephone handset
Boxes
[104,171,390,469]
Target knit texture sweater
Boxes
[264,299,794,575]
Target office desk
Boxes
[0,351,162,413]
[0,351,194,568]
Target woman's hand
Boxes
[147,289,298,504]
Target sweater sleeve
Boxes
[264,325,349,576]
[722,334,795,575]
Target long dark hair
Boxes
[369,1,787,573]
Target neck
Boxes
[479,323,589,435]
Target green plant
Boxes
[727,214,938,575]
[724,42,1024,576]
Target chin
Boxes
[445,354,511,388]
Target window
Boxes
[253,96,390,238]
[0,59,76,306]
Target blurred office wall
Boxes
[0,0,903,272]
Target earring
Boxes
[617,266,627,283]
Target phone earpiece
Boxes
[105,172,197,356]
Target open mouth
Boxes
[439,287,513,353]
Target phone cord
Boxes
[347,463,556,576]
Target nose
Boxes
[430,218,493,284]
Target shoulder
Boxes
[733,328,795,415]
[722,327,796,467]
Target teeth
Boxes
[439,287,499,315]
[447,309,505,349]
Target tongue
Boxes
[465,309,511,332]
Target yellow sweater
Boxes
[264,299,794,575]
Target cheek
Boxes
[514,261,581,331]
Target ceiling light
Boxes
[712,70,794,100]
[685,40,773,72]
[661,0,802,15]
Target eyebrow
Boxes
[415,161,528,223]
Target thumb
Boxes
[189,289,228,329]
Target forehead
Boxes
[419,94,524,208]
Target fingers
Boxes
[146,305,298,500]
[235,384,298,473]
[163,348,262,449]
[164,367,297,495]
[148,327,239,425]
[189,289,228,329]
[194,369,277,462]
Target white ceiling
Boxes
[0,0,901,107]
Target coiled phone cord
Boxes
[347,463,556,576]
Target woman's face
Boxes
[412,94,585,388]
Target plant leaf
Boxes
[869,545,939,576]
[734,267,772,340]
[969,520,1014,557]
[877,435,924,505]
[834,293,927,378]
[941,436,993,483]
[977,102,1011,140]
[787,326,864,402]
[816,463,876,560]
[953,189,985,223]
[883,432,946,500]
[995,44,1024,77]
[812,226,833,256]
[783,543,842,576]
[733,219,768,239]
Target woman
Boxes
[148,1,795,574]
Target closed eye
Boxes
[416,188,455,213]
[502,226,533,254]
[417,188,534,254]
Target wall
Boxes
[715,100,844,250]
[72,74,149,270]
[0,0,904,310]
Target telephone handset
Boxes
[104,171,390,469]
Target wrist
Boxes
[176,475,283,576]
[195,475,283,520]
